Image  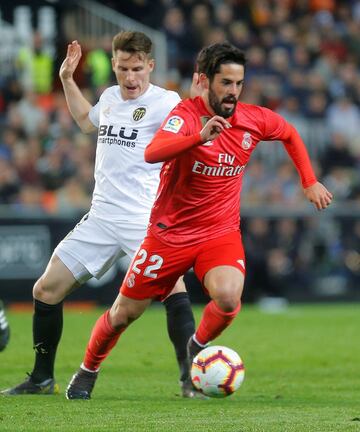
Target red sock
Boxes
[83,310,126,371]
[195,300,241,346]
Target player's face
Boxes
[112,50,154,100]
[207,63,244,118]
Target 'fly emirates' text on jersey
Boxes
[147,97,317,246]
[88,84,180,222]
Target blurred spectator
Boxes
[321,133,357,175]
[162,7,196,78]
[242,218,273,302]
[242,159,271,206]
[267,161,303,207]
[304,92,328,119]
[0,158,20,204]
[84,36,113,91]
[12,144,39,185]
[36,138,75,191]
[323,167,355,201]
[326,95,360,144]
[55,177,91,215]
[11,91,47,137]
[16,32,54,94]
[342,220,360,288]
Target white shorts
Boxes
[54,212,147,284]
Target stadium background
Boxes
[0,0,359,306]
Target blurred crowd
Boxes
[0,0,359,297]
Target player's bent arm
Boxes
[145,131,202,163]
[145,115,230,163]
[281,124,333,210]
[60,77,96,134]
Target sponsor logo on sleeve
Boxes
[162,116,184,133]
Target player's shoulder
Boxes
[146,84,180,104]
[236,101,266,115]
[98,85,120,101]
[235,101,282,122]
[171,97,199,114]
[150,84,180,99]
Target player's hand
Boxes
[303,182,333,210]
[200,116,231,142]
[190,72,203,98]
[59,40,82,81]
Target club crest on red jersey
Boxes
[241,132,252,150]
[133,107,146,122]
[126,273,136,288]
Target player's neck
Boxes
[201,94,216,117]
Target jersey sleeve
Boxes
[145,102,202,163]
[259,107,289,141]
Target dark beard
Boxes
[208,88,237,118]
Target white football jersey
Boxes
[88,84,181,222]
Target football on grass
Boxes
[190,346,245,398]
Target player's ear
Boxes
[148,58,155,72]
[199,73,209,90]
[111,57,116,71]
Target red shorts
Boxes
[120,230,245,301]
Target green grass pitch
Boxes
[0,304,359,431]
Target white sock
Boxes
[80,363,99,373]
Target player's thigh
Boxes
[194,231,246,302]
[121,234,194,301]
[204,266,244,306]
[54,212,126,282]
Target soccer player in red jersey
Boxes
[67,42,333,397]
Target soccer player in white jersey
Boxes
[1,31,198,398]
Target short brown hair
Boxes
[112,31,152,58]
[196,42,246,82]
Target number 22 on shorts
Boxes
[131,248,164,279]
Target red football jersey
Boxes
[147,97,316,246]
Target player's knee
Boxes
[215,294,240,313]
[211,283,242,313]
[33,276,58,303]
[109,299,145,330]
[33,273,72,304]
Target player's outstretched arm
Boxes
[59,40,96,134]
[304,182,333,210]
